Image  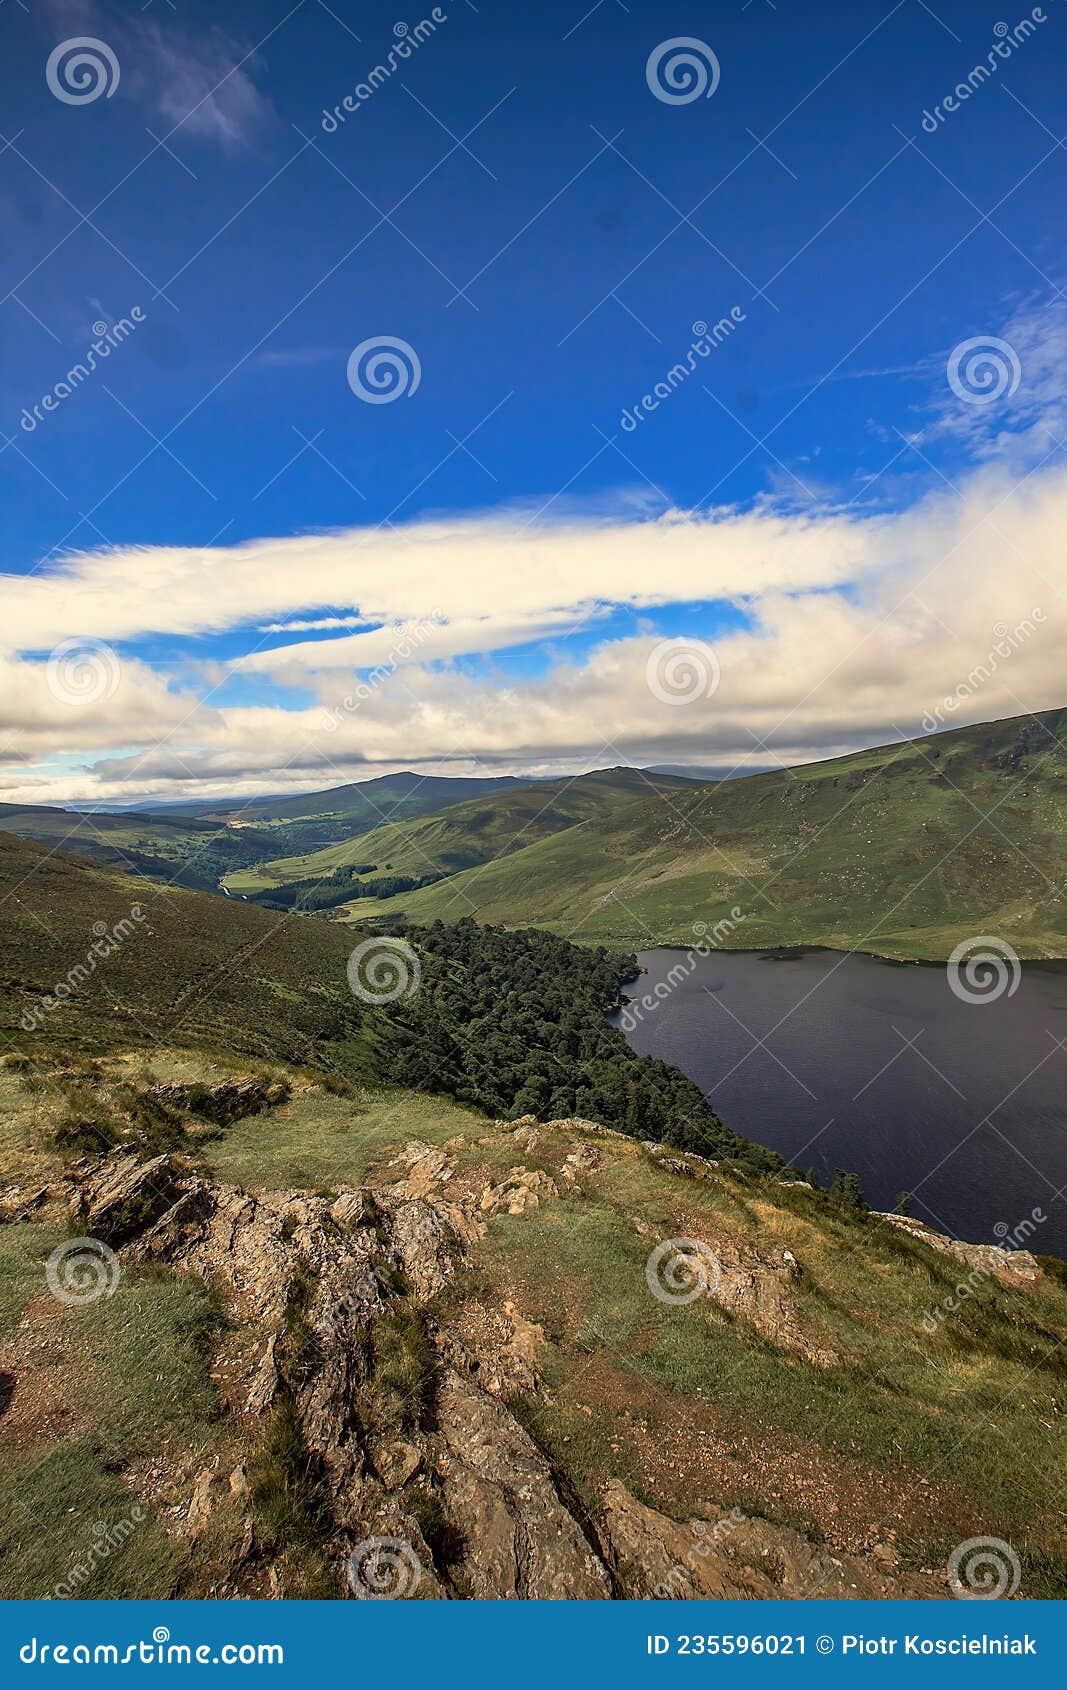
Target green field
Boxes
[225,767,697,896]
[337,710,1067,959]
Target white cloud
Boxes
[4,296,1066,807]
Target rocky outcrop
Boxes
[7,1117,1047,1604]
[879,1212,1043,1287]
[52,1148,611,1601]
[599,1482,942,1599]
[432,1368,612,1599]
[149,1075,289,1125]
[700,1234,839,1368]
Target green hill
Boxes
[0,775,539,894]
[0,805,285,893]
[2,824,1066,1600]
[226,766,699,900]
[173,770,524,823]
[342,709,1067,959]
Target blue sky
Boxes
[2,0,1066,801]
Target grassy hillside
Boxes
[2,820,1065,1599]
[0,830,369,1072]
[344,709,1067,959]
[1,1054,1065,1598]
[0,775,568,895]
[226,767,697,898]
[176,770,523,824]
[0,830,753,1165]
[0,805,285,892]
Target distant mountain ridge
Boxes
[338,709,1067,960]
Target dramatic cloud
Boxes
[4,292,1065,806]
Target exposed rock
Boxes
[599,1482,941,1599]
[479,1167,558,1217]
[878,1213,1043,1287]
[149,1075,288,1126]
[502,1300,546,1391]
[367,1437,421,1491]
[659,1229,838,1367]
[73,1150,179,1244]
[0,1182,57,1222]
[432,1368,612,1599]
[245,1335,280,1415]
[186,1467,218,1536]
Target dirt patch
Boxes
[555,1351,982,1561]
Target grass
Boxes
[343,709,1067,959]
[203,1081,482,1191]
[226,769,697,895]
[454,1122,1067,1594]
[2,1044,1066,1596]
[0,830,373,1076]
[0,1219,229,1600]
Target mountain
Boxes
[346,709,1067,960]
[0,805,283,893]
[160,771,526,823]
[225,767,700,902]
[0,775,537,894]
[1,829,1064,1600]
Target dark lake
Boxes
[610,947,1067,1258]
